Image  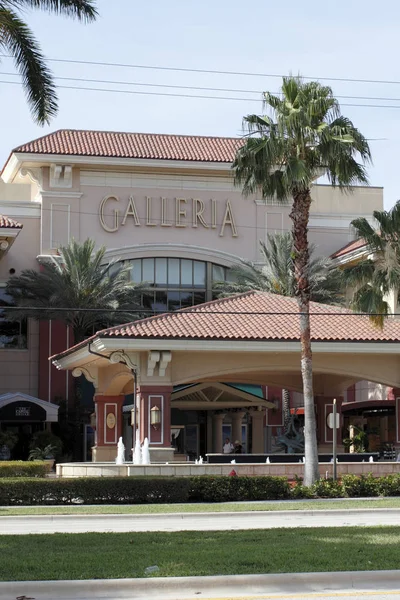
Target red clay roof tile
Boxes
[0,215,22,229]
[331,238,367,259]
[13,129,243,163]
[101,292,400,342]
[51,292,400,364]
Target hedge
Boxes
[0,461,49,478]
[0,475,290,505]
[2,474,400,506]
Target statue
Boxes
[275,410,305,454]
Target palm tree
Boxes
[215,233,344,305]
[215,232,344,433]
[344,201,400,327]
[6,238,145,342]
[233,76,371,486]
[0,0,97,125]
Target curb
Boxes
[2,570,400,599]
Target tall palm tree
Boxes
[215,232,344,434]
[215,233,344,305]
[233,76,371,486]
[0,0,97,125]
[344,201,400,327]
[6,238,145,342]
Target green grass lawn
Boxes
[0,526,398,581]
[1,497,400,515]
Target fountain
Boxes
[369,456,374,463]
[142,437,151,465]
[198,456,203,465]
[266,457,270,464]
[116,437,125,465]
[132,438,142,465]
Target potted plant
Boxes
[28,444,56,470]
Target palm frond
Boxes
[0,6,57,124]
[5,238,145,341]
[233,76,371,200]
[214,233,344,305]
[4,0,97,21]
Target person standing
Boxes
[223,438,234,454]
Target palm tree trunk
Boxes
[282,389,290,430]
[290,190,319,486]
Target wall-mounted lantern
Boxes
[150,405,161,430]
[130,405,139,429]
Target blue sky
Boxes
[1,0,399,208]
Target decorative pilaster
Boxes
[92,394,124,462]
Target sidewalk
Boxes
[3,570,400,600]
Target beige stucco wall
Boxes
[35,165,383,262]
[0,183,41,398]
[0,157,385,403]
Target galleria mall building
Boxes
[0,129,399,462]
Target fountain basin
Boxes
[55,461,400,479]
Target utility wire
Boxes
[1,54,400,86]
[2,71,400,104]
[1,79,400,110]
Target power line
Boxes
[2,54,400,86]
[2,70,400,104]
[2,78,400,110]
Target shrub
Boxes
[0,461,49,478]
[377,474,400,496]
[29,431,63,458]
[290,475,314,499]
[312,478,343,498]
[341,473,380,497]
[188,476,291,502]
[0,431,18,450]
[0,475,291,506]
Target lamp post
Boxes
[333,398,337,481]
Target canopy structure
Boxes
[51,292,400,462]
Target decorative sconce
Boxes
[130,405,139,429]
[150,405,161,430]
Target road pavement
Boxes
[1,508,400,534]
[2,571,400,600]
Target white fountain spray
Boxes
[133,438,142,465]
[142,437,151,465]
[116,437,125,465]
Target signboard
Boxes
[327,413,340,429]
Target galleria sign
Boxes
[99,195,238,237]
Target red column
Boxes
[92,394,124,462]
[138,385,172,447]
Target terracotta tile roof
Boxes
[51,293,400,364]
[0,215,22,229]
[13,129,243,163]
[331,238,367,259]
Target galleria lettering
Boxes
[99,195,238,237]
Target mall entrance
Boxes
[0,393,59,460]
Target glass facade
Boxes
[0,289,27,349]
[123,257,233,313]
